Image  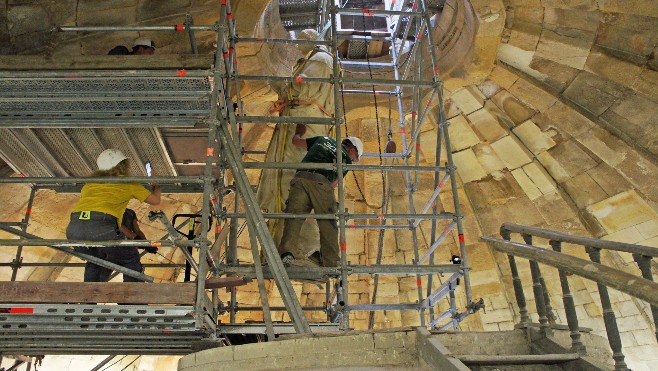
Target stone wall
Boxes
[178,329,420,371]
[444,64,658,370]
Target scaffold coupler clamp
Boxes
[467,297,485,314]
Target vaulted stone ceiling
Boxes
[0,0,657,370]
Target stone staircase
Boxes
[433,329,601,370]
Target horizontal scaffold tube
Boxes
[242,162,447,172]
[222,212,456,221]
[0,239,197,248]
[218,264,462,277]
[235,37,331,45]
[336,8,427,17]
[57,25,219,32]
[0,176,206,184]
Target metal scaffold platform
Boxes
[0,0,480,360]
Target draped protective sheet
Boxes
[256,46,335,258]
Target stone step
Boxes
[456,353,580,365]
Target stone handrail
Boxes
[501,222,658,257]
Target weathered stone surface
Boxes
[453,148,488,183]
[450,86,486,115]
[585,47,644,90]
[535,191,576,225]
[587,190,658,233]
[136,0,191,21]
[535,29,593,69]
[7,5,50,35]
[562,172,609,208]
[575,127,628,168]
[463,173,524,211]
[598,0,658,17]
[473,144,506,179]
[513,119,556,154]
[508,77,558,113]
[488,65,519,90]
[477,196,546,236]
[491,89,536,125]
[586,163,633,198]
[596,13,658,65]
[548,139,598,177]
[528,55,580,93]
[523,161,556,195]
[77,0,139,26]
[563,71,631,116]
[508,20,542,51]
[536,151,571,183]
[633,69,658,103]
[490,135,533,170]
[537,101,593,140]
[467,108,508,143]
[544,8,599,35]
[477,79,502,99]
[447,115,481,151]
[511,167,542,200]
[541,0,597,10]
[483,100,517,130]
[605,93,658,157]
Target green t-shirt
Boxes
[301,136,352,182]
[72,182,151,226]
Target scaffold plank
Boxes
[0,282,197,304]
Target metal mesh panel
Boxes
[35,129,93,176]
[0,129,50,176]
[128,128,176,177]
[0,77,211,96]
[10,129,68,176]
[0,99,209,116]
[65,128,104,172]
[347,40,368,58]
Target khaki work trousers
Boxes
[279,176,339,267]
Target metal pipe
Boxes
[0,176,204,184]
[57,25,218,32]
[10,186,35,281]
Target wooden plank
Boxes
[0,55,214,70]
[0,281,196,304]
[204,276,251,289]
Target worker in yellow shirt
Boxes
[66,149,161,282]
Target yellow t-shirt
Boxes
[71,182,152,226]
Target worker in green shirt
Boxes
[279,124,363,268]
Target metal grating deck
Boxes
[0,304,215,355]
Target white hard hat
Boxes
[97,149,128,171]
[346,137,364,160]
[133,37,155,49]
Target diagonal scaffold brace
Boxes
[216,120,311,334]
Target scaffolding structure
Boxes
[0,0,480,357]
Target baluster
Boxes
[550,240,586,354]
[586,246,628,370]
[540,276,557,324]
[633,253,658,342]
[523,234,552,337]
[500,227,530,326]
